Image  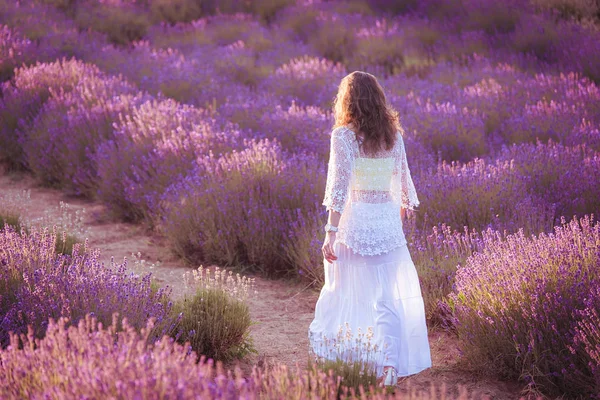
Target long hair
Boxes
[333,71,402,155]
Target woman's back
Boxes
[322,125,419,256]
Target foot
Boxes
[377,366,397,388]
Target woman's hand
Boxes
[322,232,338,263]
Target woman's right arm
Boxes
[322,129,353,215]
[322,129,353,263]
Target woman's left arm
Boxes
[391,133,419,211]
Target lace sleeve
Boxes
[322,128,353,214]
[391,133,419,210]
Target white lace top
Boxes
[322,126,419,256]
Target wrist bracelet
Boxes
[324,223,338,233]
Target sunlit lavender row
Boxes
[1,0,599,397]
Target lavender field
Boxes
[1,0,599,398]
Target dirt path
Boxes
[0,169,533,399]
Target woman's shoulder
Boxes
[394,130,405,147]
[331,125,356,141]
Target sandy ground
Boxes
[0,169,539,399]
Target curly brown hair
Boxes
[333,71,402,155]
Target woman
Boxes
[308,71,432,387]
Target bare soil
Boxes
[0,169,539,399]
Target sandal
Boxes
[378,366,397,388]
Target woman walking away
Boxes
[308,71,432,388]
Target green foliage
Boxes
[53,231,83,256]
[170,267,254,362]
[172,289,254,361]
[308,358,379,396]
[309,324,381,395]
[0,214,21,232]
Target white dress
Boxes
[308,126,432,377]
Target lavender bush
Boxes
[570,284,600,396]
[161,140,326,276]
[82,40,253,109]
[404,99,489,162]
[213,41,273,88]
[263,55,346,107]
[0,226,173,347]
[0,314,249,399]
[415,158,548,234]
[498,140,600,221]
[406,222,488,327]
[73,0,150,45]
[282,204,327,283]
[449,215,600,397]
[0,58,108,169]
[23,76,143,196]
[0,25,35,82]
[0,0,107,65]
[172,266,255,362]
[0,0,77,41]
[0,190,30,231]
[242,101,332,157]
[0,313,485,399]
[95,98,242,222]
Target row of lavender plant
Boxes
[448,215,600,398]
[0,189,255,364]
[0,219,257,367]
[0,225,174,348]
[13,0,599,82]
[0,312,504,399]
[2,1,599,161]
[0,196,483,397]
[1,50,599,299]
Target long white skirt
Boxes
[308,241,432,377]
